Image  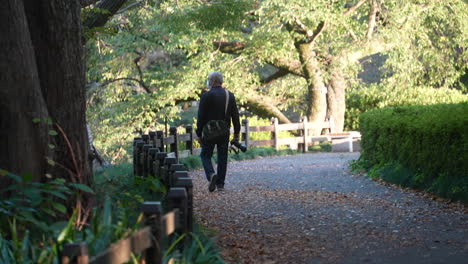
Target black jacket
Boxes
[196,86,240,139]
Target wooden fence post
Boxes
[147,148,159,177]
[154,152,168,178]
[169,126,178,161]
[271,118,279,151]
[135,141,145,176]
[142,144,153,177]
[133,138,143,176]
[142,134,150,144]
[149,131,156,146]
[141,201,163,264]
[169,166,187,187]
[61,242,89,264]
[242,119,249,148]
[156,131,164,152]
[167,187,189,235]
[186,125,194,154]
[302,116,308,153]
[174,177,193,233]
[162,157,177,184]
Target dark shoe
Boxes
[217,185,225,192]
[208,173,218,192]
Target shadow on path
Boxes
[191,153,468,264]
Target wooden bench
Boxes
[328,131,361,152]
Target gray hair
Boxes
[208,71,224,85]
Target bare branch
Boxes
[286,17,326,45]
[117,0,144,14]
[242,94,292,124]
[268,58,304,77]
[343,0,368,16]
[82,0,128,30]
[100,77,144,87]
[261,68,289,84]
[213,41,247,54]
[133,55,152,93]
[309,21,326,44]
[366,0,378,39]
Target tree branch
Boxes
[343,0,368,16]
[268,58,304,77]
[309,21,326,44]
[242,94,292,124]
[261,68,289,84]
[286,18,326,45]
[366,0,378,39]
[82,0,128,30]
[213,41,247,54]
[100,77,144,87]
[133,54,152,93]
[117,0,144,14]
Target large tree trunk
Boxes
[326,69,346,133]
[0,0,51,186]
[1,0,93,219]
[296,43,327,135]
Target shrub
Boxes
[345,85,468,130]
[359,102,468,200]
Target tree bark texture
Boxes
[23,0,92,185]
[296,43,327,135]
[244,95,292,124]
[366,0,378,39]
[326,69,346,133]
[1,0,93,212]
[0,0,51,186]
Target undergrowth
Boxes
[351,159,468,202]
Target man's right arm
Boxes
[196,94,207,139]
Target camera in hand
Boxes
[230,139,247,153]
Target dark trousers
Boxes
[200,140,229,187]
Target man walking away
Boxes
[196,71,241,192]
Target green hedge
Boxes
[345,85,468,130]
[359,102,468,200]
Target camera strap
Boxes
[224,88,229,119]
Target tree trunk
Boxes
[296,42,327,135]
[0,0,51,187]
[24,0,92,185]
[1,0,93,218]
[326,70,346,133]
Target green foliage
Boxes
[244,116,293,140]
[359,102,468,201]
[380,0,468,92]
[94,163,166,217]
[0,169,144,263]
[86,0,468,163]
[164,225,226,264]
[345,84,468,130]
[0,171,88,234]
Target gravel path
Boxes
[190,153,468,264]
